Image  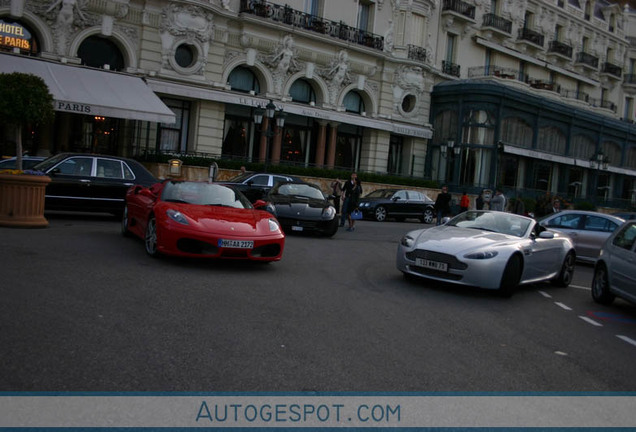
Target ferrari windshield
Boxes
[272,183,325,200]
[161,181,252,208]
[447,211,532,237]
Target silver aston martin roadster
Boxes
[396,210,576,296]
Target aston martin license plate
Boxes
[218,239,254,249]
[416,258,448,272]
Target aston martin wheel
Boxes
[422,208,434,224]
[499,254,521,297]
[591,263,615,305]
[145,215,160,257]
[374,206,387,222]
[121,205,131,237]
[552,251,575,287]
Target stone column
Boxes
[314,121,328,168]
[271,124,282,165]
[258,117,270,163]
[326,122,340,169]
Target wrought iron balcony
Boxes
[239,0,384,51]
[442,0,476,20]
[528,79,559,92]
[442,60,461,77]
[482,13,512,34]
[575,51,599,68]
[547,40,573,58]
[518,27,544,47]
[560,88,589,103]
[601,62,622,78]
[408,45,427,62]
[468,65,517,79]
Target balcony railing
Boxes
[408,44,427,62]
[482,13,512,34]
[442,60,461,77]
[528,79,559,92]
[442,0,476,20]
[547,40,573,58]
[239,0,384,51]
[602,62,622,78]
[518,27,544,47]
[468,65,518,79]
[575,51,599,68]
[560,88,589,103]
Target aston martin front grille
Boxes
[405,249,468,270]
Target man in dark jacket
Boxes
[434,185,452,225]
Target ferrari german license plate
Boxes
[218,239,254,249]
[416,258,448,272]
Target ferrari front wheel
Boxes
[145,215,160,257]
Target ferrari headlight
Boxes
[323,206,336,219]
[268,218,281,232]
[464,251,498,259]
[166,209,189,225]
[400,234,415,248]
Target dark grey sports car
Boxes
[265,181,338,237]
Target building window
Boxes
[570,134,595,159]
[537,126,566,155]
[501,117,533,149]
[290,79,316,104]
[78,36,125,71]
[624,98,634,122]
[446,34,456,64]
[357,0,373,32]
[0,18,39,55]
[175,44,196,68]
[343,91,365,114]
[157,99,190,152]
[462,109,495,145]
[228,66,261,94]
[387,135,403,174]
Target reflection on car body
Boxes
[221,172,303,203]
[122,180,285,261]
[358,188,436,223]
[592,221,636,305]
[0,156,47,170]
[397,210,576,296]
[538,210,625,263]
[32,153,157,215]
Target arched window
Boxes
[78,36,125,71]
[0,18,39,55]
[343,91,364,114]
[537,126,566,154]
[228,66,260,94]
[462,109,495,145]
[501,117,532,148]
[570,134,595,160]
[601,141,621,167]
[626,146,636,169]
[433,109,458,144]
[289,79,316,104]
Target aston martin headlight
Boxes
[323,206,336,219]
[464,251,498,259]
[268,218,281,232]
[166,209,189,225]
[400,234,415,248]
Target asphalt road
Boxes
[1,213,635,392]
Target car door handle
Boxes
[124,183,134,186]
[79,179,91,183]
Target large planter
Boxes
[0,173,51,228]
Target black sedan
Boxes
[32,153,157,215]
[265,181,338,237]
[222,172,303,203]
[358,188,435,223]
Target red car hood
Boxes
[159,203,273,236]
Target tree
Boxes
[0,72,55,170]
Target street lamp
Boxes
[440,140,460,158]
[589,150,610,204]
[253,99,286,171]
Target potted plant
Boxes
[0,72,55,227]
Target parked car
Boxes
[397,210,576,296]
[0,156,46,169]
[31,153,157,215]
[591,220,636,305]
[612,212,636,220]
[222,172,303,203]
[358,188,436,223]
[538,210,625,263]
[122,180,285,261]
[265,181,339,237]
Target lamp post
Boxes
[589,150,610,205]
[253,99,286,172]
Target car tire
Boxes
[499,254,522,297]
[144,215,160,257]
[421,208,434,224]
[121,205,131,237]
[374,206,387,222]
[551,251,575,287]
[591,263,615,305]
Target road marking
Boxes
[555,302,572,310]
[617,335,636,347]
[579,316,603,327]
[570,284,590,291]
[538,291,552,298]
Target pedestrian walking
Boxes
[340,172,358,227]
[490,188,506,212]
[346,177,362,231]
[330,178,342,214]
[459,191,470,213]
[434,185,452,225]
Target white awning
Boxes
[0,53,176,124]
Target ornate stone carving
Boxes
[263,34,300,95]
[45,0,88,55]
[319,50,352,105]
